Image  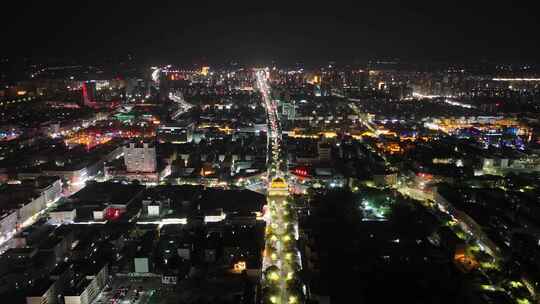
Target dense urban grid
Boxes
[1,57,540,304]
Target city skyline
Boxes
[1,3,540,304]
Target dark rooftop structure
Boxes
[70,181,145,206]
[143,185,266,219]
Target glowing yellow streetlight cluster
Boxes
[268,271,280,281]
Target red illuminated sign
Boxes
[292,167,309,177]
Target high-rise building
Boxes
[124,142,157,173]
[356,70,369,90]
[318,142,332,162]
[82,81,97,106]
[389,84,413,100]
[281,102,296,120]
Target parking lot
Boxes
[91,276,163,304]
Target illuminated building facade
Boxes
[124,142,157,173]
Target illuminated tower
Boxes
[268,177,289,197]
[201,66,210,76]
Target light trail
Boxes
[348,101,377,133]
[443,99,475,109]
[492,78,540,82]
[169,91,194,119]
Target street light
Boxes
[268,271,280,281]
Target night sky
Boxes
[2,1,539,64]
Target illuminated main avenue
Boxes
[257,70,302,304]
